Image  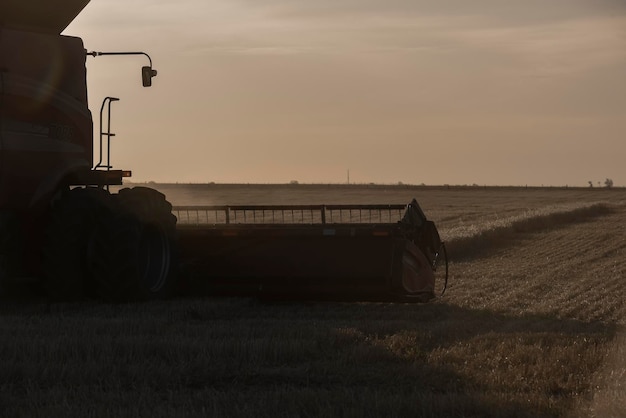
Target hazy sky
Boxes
[64,0,626,186]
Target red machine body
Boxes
[0,27,93,211]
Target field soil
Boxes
[2,185,626,417]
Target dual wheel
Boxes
[43,187,178,302]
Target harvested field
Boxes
[2,185,626,417]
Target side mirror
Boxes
[142,66,158,87]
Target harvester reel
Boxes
[92,187,178,302]
[43,187,114,301]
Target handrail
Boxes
[94,96,119,171]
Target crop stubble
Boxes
[1,185,626,417]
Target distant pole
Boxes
[347,169,350,184]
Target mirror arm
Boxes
[87,51,153,67]
[86,51,157,87]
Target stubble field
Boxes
[1,184,626,417]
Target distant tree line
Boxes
[588,178,613,188]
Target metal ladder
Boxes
[94,96,120,172]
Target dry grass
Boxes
[585,327,626,417]
[3,185,626,417]
[443,202,614,260]
[2,299,613,418]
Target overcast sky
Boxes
[65,0,626,186]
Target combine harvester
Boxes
[0,0,447,302]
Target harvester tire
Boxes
[0,213,13,295]
[0,212,27,296]
[116,187,177,236]
[92,187,178,302]
[43,187,113,301]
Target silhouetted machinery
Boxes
[0,0,447,302]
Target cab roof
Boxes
[0,0,91,34]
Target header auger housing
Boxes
[174,198,447,302]
[0,0,447,302]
